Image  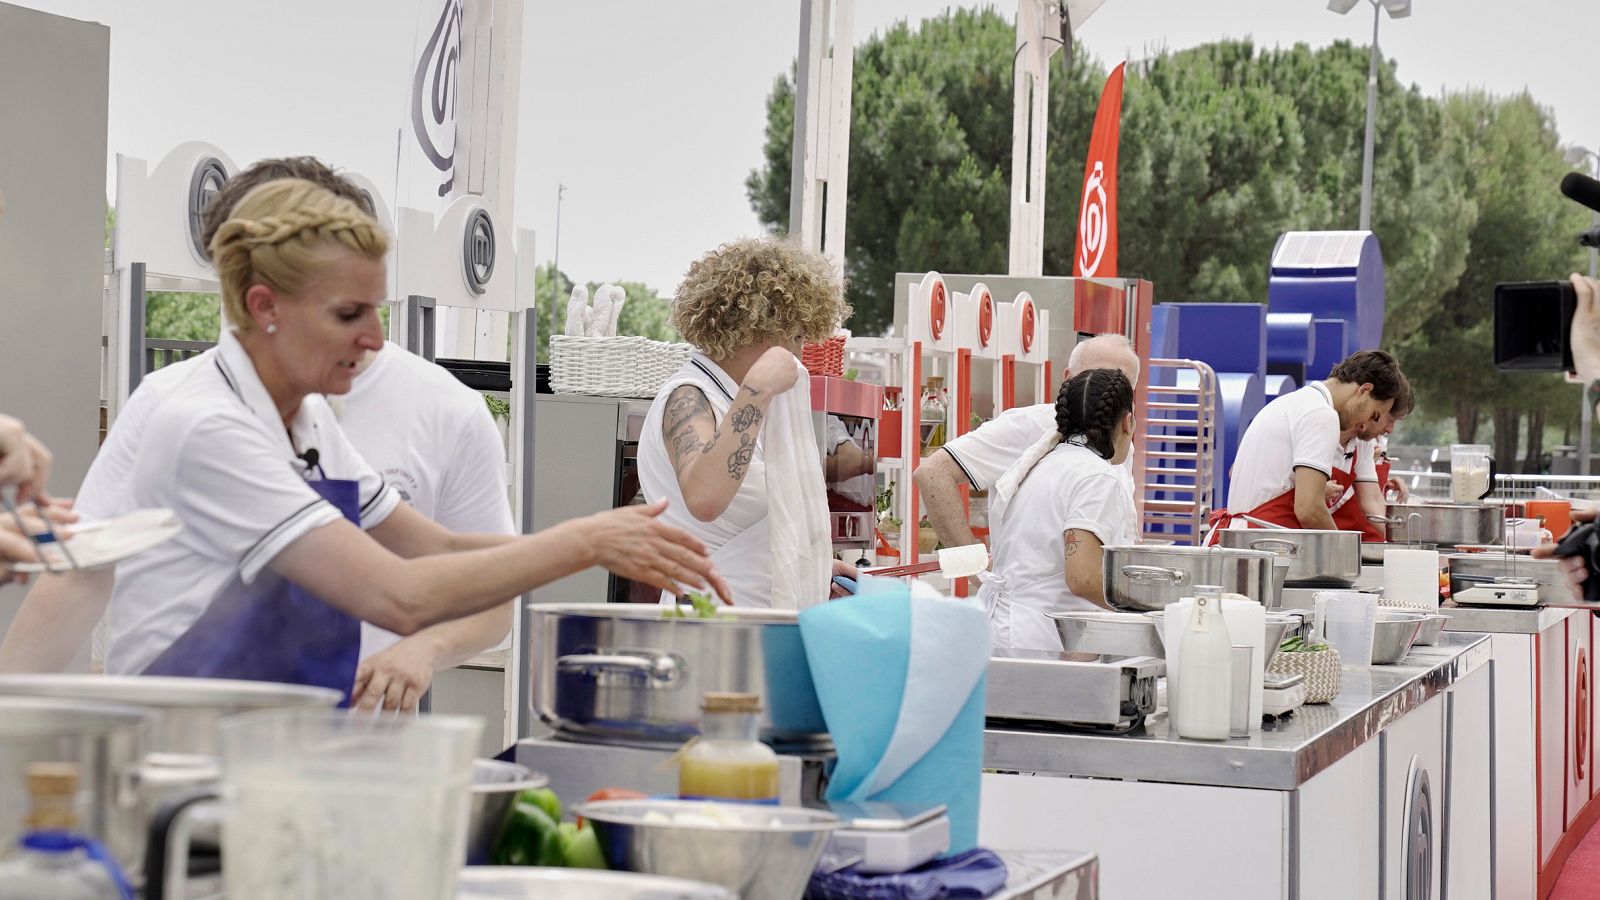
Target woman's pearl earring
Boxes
[266,324,278,335]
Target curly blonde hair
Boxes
[671,238,851,359]
[211,178,388,333]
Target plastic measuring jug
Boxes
[1449,444,1496,503]
[1313,590,1378,667]
[218,708,482,900]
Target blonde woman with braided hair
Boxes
[979,368,1139,652]
[97,178,727,697]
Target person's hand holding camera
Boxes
[1569,274,1600,382]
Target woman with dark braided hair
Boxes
[977,369,1138,651]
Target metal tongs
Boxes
[1,486,79,573]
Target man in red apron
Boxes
[1209,351,1407,542]
[1327,376,1413,541]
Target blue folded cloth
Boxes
[806,848,1009,900]
[799,575,989,852]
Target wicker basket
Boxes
[549,335,693,398]
[1268,647,1342,704]
[801,335,846,377]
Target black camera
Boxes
[1492,280,1578,373]
[1554,522,1600,604]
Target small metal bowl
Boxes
[1371,612,1426,665]
[466,759,548,865]
[1144,609,1301,671]
[574,799,840,900]
[1050,611,1163,658]
[1412,614,1450,647]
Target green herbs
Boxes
[1279,635,1330,653]
[663,591,723,619]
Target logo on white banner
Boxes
[1077,160,1108,276]
[411,0,462,197]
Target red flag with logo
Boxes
[1073,62,1125,278]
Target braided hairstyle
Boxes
[1055,368,1134,460]
[210,178,389,333]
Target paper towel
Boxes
[604,284,627,335]
[1383,548,1440,610]
[564,284,590,336]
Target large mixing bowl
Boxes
[574,799,840,900]
[1050,611,1163,657]
[1101,545,1278,612]
[1372,611,1427,665]
[0,697,152,872]
[1145,609,1302,671]
[466,759,548,865]
[528,604,828,749]
[457,866,734,899]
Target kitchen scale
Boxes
[1262,672,1307,718]
[820,801,951,875]
[985,650,1163,732]
[1453,582,1543,606]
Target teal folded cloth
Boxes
[799,576,989,852]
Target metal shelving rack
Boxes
[1141,358,1220,544]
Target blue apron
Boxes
[142,473,363,705]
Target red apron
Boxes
[1205,485,1303,545]
[1327,459,1386,542]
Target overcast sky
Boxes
[17,0,1600,296]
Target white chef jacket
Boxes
[639,354,773,606]
[979,442,1138,652]
[103,330,400,675]
[943,403,1136,495]
[1328,437,1379,514]
[1225,382,1341,516]
[333,342,516,658]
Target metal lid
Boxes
[702,692,761,714]
[0,696,152,738]
[0,674,341,709]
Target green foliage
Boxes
[483,393,511,421]
[747,14,1590,469]
[145,291,221,343]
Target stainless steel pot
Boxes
[1101,545,1278,612]
[0,674,340,756]
[1373,503,1504,548]
[1216,528,1363,587]
[0,697,152,871]
[528,604,829,749]
[0,674,340,881]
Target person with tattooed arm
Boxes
[638,238,858,608]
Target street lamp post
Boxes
[550,183,566,343]
[1326,0,1411,231]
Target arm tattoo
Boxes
[728,432,756,481]
[664,386,715,473]
[729,402,762,433]
[1064,530,1081,558]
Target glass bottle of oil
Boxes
[678,693,780,804]
[920,377,948,454]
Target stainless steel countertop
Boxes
[984,632,1491,791]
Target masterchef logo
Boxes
[929,280,947,340]
[411,0,462,197]
[1077,160,1108,277]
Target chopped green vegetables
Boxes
[1278,635,1330,653]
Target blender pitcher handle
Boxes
[143,787,220,900]
[1481,454,1498,501]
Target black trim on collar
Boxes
[214,357,240,398]
[689,359,736,401]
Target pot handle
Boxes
[1369,515,1402,525]
[557,653,681,685]
[1249,538,1300,557]
[144,787,220,900]
[1120,565,1189,585]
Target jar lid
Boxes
[26,762,77,796]
[702,692,762,713]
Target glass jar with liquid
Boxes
[678,693,780,804]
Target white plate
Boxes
[12,508,182,573]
